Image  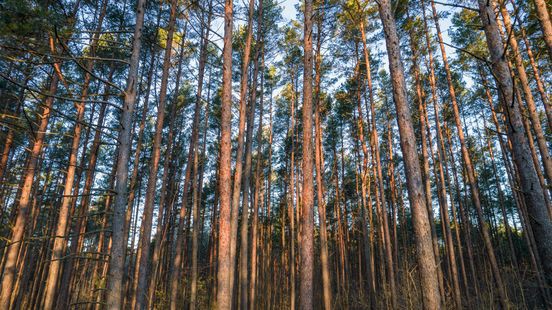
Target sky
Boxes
[269,0,470,97]
[282,0,299,21]
[222,0,470,99]
[278,0,461,59]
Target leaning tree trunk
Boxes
[57,64,116,308]
[498,2,552,190]
[532,0,552,59]
[510,0,552,130]
[377,0,441,308]
[406,19,446,302]
[478,0,552,290]
[1,75,58,310]
[0,36,60,309]
[43,1,108,305]
[0,81,25,187]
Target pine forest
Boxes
[0,0,552,309]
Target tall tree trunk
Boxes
[216,0,235,307]
[288,69,297,310]
[377,0,441,308]
[314,4,332,308]
[57,64,116,308]
[0,37,60,309]
[43,1,108,304]
[128,72,153,306]
[168,21,202,310]
[532,0,552,59]
[189,4,211,309]
[239,12,263,306]
[407,19,446,301]
[478,0,552,290]
[481,72,552,299]
[300,0,314,308]
[249,41,264,309]
[105,0,147,307]
[149,30,187,308]
[510,0,552,130]
[358,19,397,308]
[426,1,470,306]
[124,8,162,256]
[131,1,178,308]
[499,2,552,189]
[229,0,256,304]
[352,57,373,306]
[265,87,275,310]
[239,28,261,310]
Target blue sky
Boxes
[278,0,460,59]
[281,0,299,20]
[271,0,468,93]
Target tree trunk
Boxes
[149,30,187,308]
[314,5,332,308]
[532,0,552,59]
[239,15,263,307]
[124,8,162,256]
[131,1,178,308]
[43,1,108,305]
[359,20,397,309]
[0,82,24,187]
[510,0,552,130]
[57,64,116,308]
[300,0,314,308]
[377,0,441,308]
[478,0,552,290]
[426,1,469,306]
[499,2,552,189]
[229,0,256,305]
[186,5,211,309]
[104,0,147,307]
[168,20,202,310]
[0,38,60,309]
[407,20,446,301]
[216,0,234,307]
[288,69,297,310]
